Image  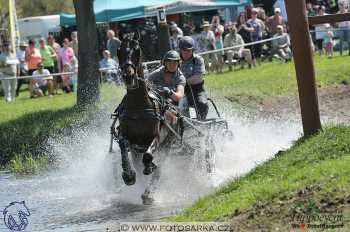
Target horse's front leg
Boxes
[141,166,161,205]
[142,136,159,175]
[119,138,136,185]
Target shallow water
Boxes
[0,100,302,232]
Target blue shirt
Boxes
[99,58,118,70]
[180,55,205,81]
[147,66,186,90]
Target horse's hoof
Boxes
[143,162,157,175]
[141,193,154,205]
[122,170,136,185]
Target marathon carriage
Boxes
[107,32,233,204]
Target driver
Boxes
[147,50,186,104]
[178,36,209,120]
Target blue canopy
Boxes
[60,0,252,26]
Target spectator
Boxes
[169,22,184,36]
[15,41,28,96]
[197,21,217,73]
[31,62,54,97]
[274,0,288,21]
[247,8,266,63]
[266,8,287,36]
[224,24,253,70]
[39,38,56,74]
[338,0,349,10]
[314,6,328,55]
[337,4,350,55]
[257,7,268,22]
[69,31,79,57]
[272,25,292,62]
[47,35,61,94]
[106,30,121,62]
[211,16,225,73]
[59,38,75,72]
[99,50,120,84]
[323,24,334,58]
[25,39,42,75]
[307,2,317,16]
[61,63,72,93]
[170,25,182,51]
[70,56,78,92]
[0,43,19,102]
[47,35,61,72]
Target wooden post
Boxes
[285,0,322,136]
[158,23,170,59]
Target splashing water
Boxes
[0,103,302,231]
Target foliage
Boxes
[16,0,74,18]
[0,0,74,28]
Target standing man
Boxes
[106,30,121,62]
[26,39,42,75]
[265,8,287,36]
[178,36,208,120]
[0,43,19,102]
[15,41,28,96]
[39,38,56,74]
[197,21,216,72]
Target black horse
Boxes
[110,36,183,204]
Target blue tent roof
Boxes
[60,0,251,26]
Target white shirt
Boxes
[32,69,51,86]
[16,49,28,70]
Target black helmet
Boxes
[163,50,180,62]
[179,36,194,50]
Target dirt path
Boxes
[227,84,350,124]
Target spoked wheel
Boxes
[204,135,215,174]
[222,129,234,141]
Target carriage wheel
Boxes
[204,135,215,174]
[222,129,234,141]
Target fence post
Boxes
[285,0,322,136]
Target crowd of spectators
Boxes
[1,0,350,102]
[168,0,350,71]
[168,6,291,74]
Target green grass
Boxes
[168,126,350,230]
[0,84,125,173]
[205,55,350,100]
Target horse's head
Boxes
[119,32,143,89]
[121,60,139,90]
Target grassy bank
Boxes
[206,55,350,101]
[168,126,350,230]
[0,84,124,173]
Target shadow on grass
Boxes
[0,106,81,167]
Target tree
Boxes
[16,0,74,18]
[73,0,100,107]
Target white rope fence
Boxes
[143,35,286,66]
[1,35,286,81]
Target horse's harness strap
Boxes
[123,108,160,120]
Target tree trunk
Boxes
[73,0,100,107]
